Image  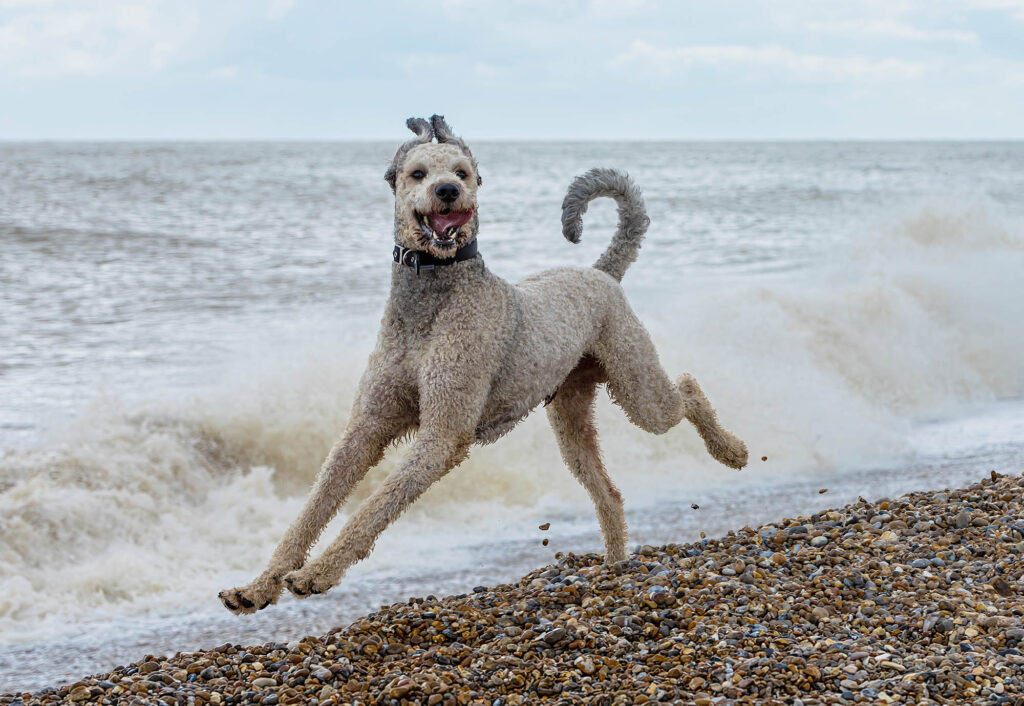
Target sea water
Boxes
[1,141,1023,690]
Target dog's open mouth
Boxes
[416,209,473,249]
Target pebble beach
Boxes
[4,140,1024,702]
[4,471,1023,705]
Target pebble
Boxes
[542,627,566,644]
[935,617,955,633]
[4,470,1023,705]
[574,656,595,675]
[993,577,1014,596]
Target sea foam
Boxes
[1,204,1022,643]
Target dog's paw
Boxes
[603,546,627,564]
[712,434,748,470]
[218,574,282,615]
[282,567,334,598]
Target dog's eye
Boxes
[410,169,425,180]
[455,169,468,180]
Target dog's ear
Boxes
[430,114,456,143]
[385,117,434,192]
[406,117,432,139]
[430,114,482,186]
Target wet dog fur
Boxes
[219,115,747,614]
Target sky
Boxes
[1,0,1023,140]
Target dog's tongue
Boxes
[428,210,473,233]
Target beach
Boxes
[4,0,1024,697]
[2,141,1023,695]
[2,470,1022,704]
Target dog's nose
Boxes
[434,182,460,203]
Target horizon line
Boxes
[3,137,1024,144]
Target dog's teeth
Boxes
[417,214,433,236]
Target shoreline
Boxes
[2,436,1020,694]
[4,471,1023,705]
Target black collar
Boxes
[392,240,479,275]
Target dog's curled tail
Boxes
[561,168,650,282]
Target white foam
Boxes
[1,204,1022,643]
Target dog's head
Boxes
[385,115,482,258]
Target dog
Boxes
[219,115,747,614]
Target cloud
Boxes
[805,18,978,43]
[610,40,928,83]
[267,0,297,21]
[0,2,200,76]
[2,0,1023,138]
[585,0,652,19]
[961,0,1024,21]
[473,62,504,80]
[208,65,239,79]
[0,0,291,77]
[0,0,58,7]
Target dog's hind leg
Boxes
[676,372,748,469]
[218,409,410,614]
[546,358,627,563]
[592,307,748,469]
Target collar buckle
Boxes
[393,245,437,275]
[393,241,476,275]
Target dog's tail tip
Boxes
[561,167,649,281]
[561,213,584,244]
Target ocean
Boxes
[1,141,1023,691]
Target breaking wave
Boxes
[1,204,1022,640]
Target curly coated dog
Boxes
[219,115,748,614]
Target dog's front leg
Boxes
[282,310,500,598]
[281,430,472,597]
[218,411,408,614]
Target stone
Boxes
[542,627,567,644]
[574,656,595,674]
[992,577,1014,596]
[11,470,1024,706]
